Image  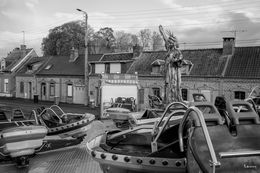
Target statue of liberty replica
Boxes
[159,25,193,104]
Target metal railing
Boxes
[178,106,220,173]
[151,110,186,152]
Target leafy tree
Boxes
[42,21,94,56]
[89,27,116,54]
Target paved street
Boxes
[0,97,115,173]
[0,97,100,118]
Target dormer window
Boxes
[27,65,33,71]
[151,59,165,74]
[45,64,52,70]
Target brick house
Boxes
[16,56,50,99]
[127,37,260,109]
[0,45,38,97]
[13,38,260,109]
[24,50,136,105]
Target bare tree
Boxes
[152,31,165,51]
[139,29,152,50]
[114,31,132,52]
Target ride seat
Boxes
[11,109,25,121]
[228,100,260,125]
[191,102,224,126]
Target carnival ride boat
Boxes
[0,106,47,167]
[33,105,95,139]
[107,102,188,129]
[87,99,260,173]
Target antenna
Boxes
[22,31,25,45]
[221,29,247,40]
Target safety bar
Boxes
[156,102,188,129]
[107,125,154,140]
[178,106,221,171]
[50,105,65,117]
[151,110,185,152]
[50,105,85,118]
[219,150,260,158]
[248,86,260,98]
[39,107,62,123]
[31,110,39,125]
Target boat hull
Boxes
[0,126,47,158]
[87,135,186,173]
[46,113,95,138]
[188,125,260,172]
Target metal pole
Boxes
[77,9,89,106]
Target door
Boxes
[28,82,32,99]
[41,83,46,100]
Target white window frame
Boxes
[67,84,73,97]
[4,79,8,93]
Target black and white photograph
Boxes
[0,0,260,172]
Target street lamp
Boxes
[77,8,89,106]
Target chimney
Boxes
[133,44,143,58]
[20,44,26,50]
[223,37,235,55]
[20,44,27,58]
[69,47,79,62]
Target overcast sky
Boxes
[0,0,260,57]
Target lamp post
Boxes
[77,8,89,106]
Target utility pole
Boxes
[77,8,89,106]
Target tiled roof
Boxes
[36,54,103,76]
[5,48,32,61]
[224,46,260,78]
[127,49,227,77]
[98,53,133,62]
[16,57,50,76]
[88,54,103,62]
[4,48,34,72]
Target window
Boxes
[152,66,160,74]
[27,65,33,71]
[234,91,245,100]
[139,89,144,104]
[45,64,52,70]
[91,64,95,74]
[67,84,73,97]
[110,63,121,73]
[95,64,105,73]
[152,87,161,98]
[181,88,188,101]
[20,81,24,93]
[50,83,55,96]
[4,79,8,93]
[105,63,110,73]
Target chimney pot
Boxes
[223,37,235,55]
[69,47,79,62]
[133,44,143,58]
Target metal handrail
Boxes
[178,106,220,172]
[107,125,154,140]
[39,107,62,124]
[31,110,39,125]
[156,102,188,129]
[50,105,65,117]
[151,110,185,152]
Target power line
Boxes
[17,1,260,34]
